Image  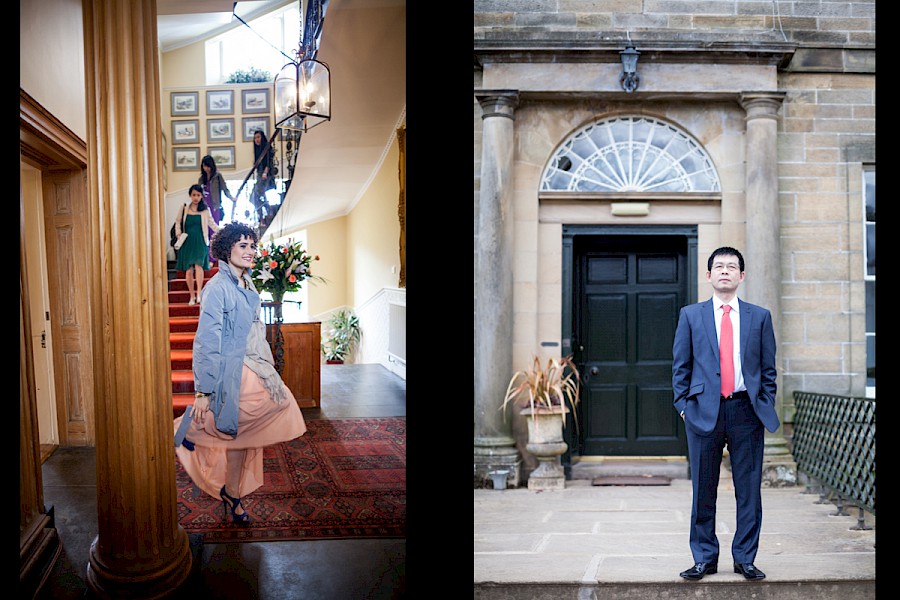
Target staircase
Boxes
[168,261,218,417]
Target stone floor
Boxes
[37,363,407,600]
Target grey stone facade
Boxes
[474,1,875,481]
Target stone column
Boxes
[474,91,521,487]
[82,1,193,596]
[740,92,796,485]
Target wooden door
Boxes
[42,171,95,446]
[574,236,687,456]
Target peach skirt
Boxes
[173,365,307,499]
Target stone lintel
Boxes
[475,37,797,69]
[482,62,777,95]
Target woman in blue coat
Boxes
[173,222,306,523]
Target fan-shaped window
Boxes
[541,116,720,193]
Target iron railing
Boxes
[791,391,875,527]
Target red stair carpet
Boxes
[169,265,217,417]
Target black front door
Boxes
[573,235,688,456]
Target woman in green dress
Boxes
[175,184,220,305]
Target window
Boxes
[205,5,301,86]
[863,167,875,397]
[541,116,721,193]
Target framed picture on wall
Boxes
[242,88,270,113]
[173,147,200,171]
[207,118,235,143]
[206,90,234,115]
[208,146,236,169]
[171,119,199,145]
[242,117,270,141]
[171,91,199,116]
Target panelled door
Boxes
[574,235,688,456]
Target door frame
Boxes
[21,88,93,447]
[561,225,698,467]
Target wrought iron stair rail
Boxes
[229,129,282,235]
[791,391,876,528]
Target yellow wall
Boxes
[347,133,403,307]
[161,40,274,193]
[20,0,86,140]
[160,43,205,89]
[306,217,348,316]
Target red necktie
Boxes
[720,305,734,398]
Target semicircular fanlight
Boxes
[540,116,720,193]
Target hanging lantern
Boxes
[274,57,331,133]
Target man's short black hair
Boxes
[707,246,745,273]
[210,222,258,262]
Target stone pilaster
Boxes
[740,92,797,485]
[82,1,193,596]
[474,91,521,486]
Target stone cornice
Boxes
[475,38,797,69]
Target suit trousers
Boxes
[686,394,765,564]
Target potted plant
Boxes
[321,309,362,364]
[500,354,581,490]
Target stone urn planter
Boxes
[500,354,582,491]
[521,407,569,490]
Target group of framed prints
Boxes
[170,88,272,171]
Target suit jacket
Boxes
[673,298,780,434]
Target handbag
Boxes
[171,204,186,249]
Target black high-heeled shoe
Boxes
[220,485,250,524]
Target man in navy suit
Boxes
[672,247,781,581]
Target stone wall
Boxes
[475,0,874,47]
[474,1,875,440]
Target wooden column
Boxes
[82,1,192,597]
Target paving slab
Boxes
[474,476,875,590]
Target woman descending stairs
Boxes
[168,264,218,417]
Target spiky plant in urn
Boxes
[500,355,582,490]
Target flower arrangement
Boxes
[250,239,323,302]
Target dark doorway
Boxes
[564,229,694,457]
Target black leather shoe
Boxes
[734,563,766,580]
[679,562,717,580]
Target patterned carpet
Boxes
[176,417,406,542]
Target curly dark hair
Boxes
[210,222,259,262]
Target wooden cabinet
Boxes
[265,321,321,409]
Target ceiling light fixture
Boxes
[274,1,332,133]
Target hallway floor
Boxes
[37,363,407,600]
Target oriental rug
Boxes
[176,417,406,543]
